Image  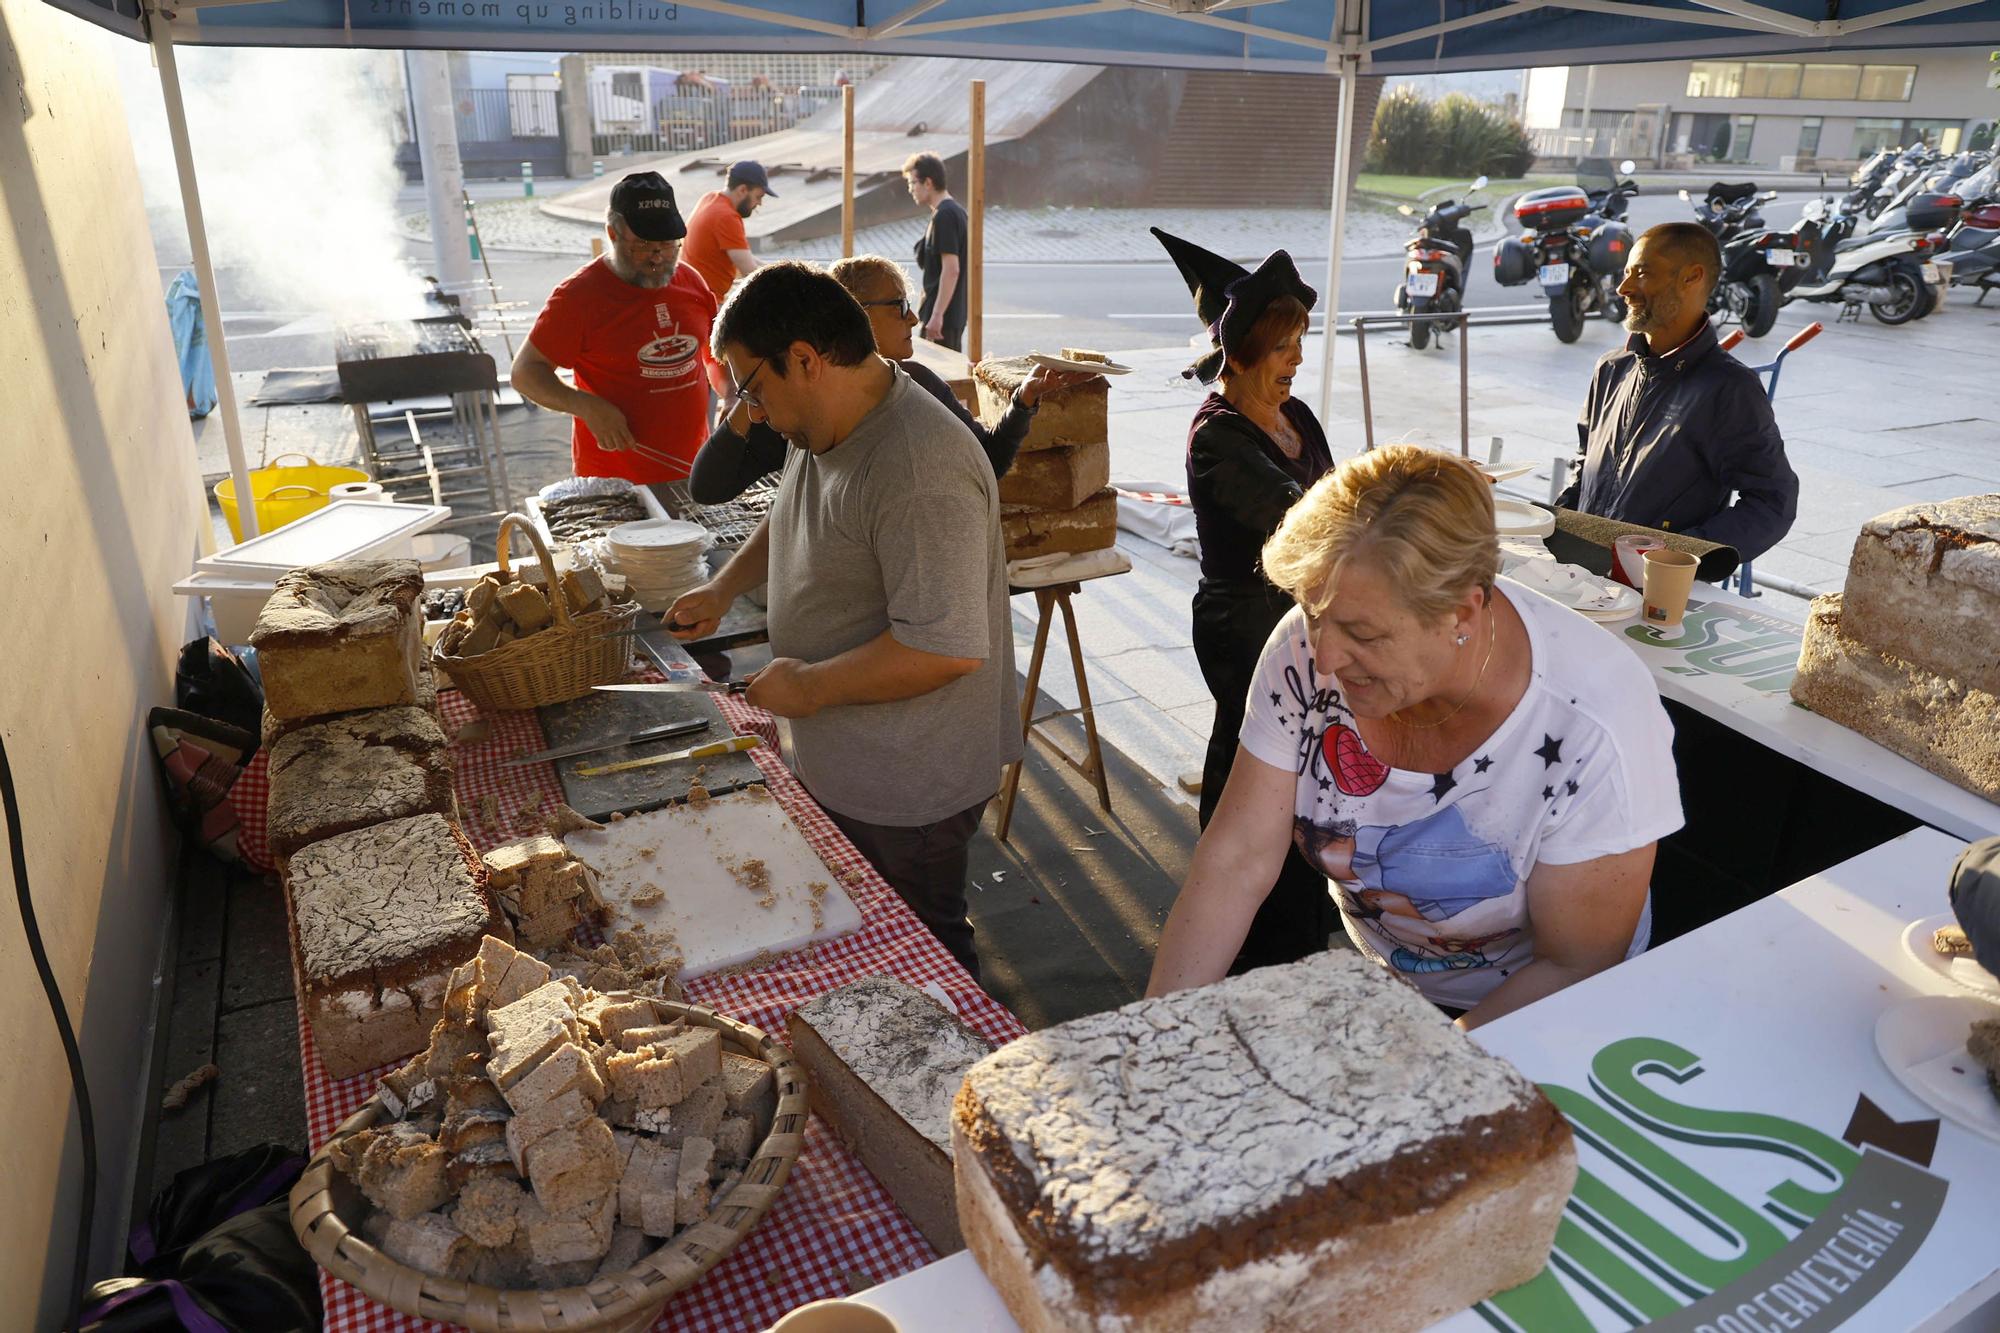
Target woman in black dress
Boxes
[1156,230,1339,972]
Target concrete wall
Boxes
[0,0,207,1323]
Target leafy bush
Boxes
[1367,88,1537,179]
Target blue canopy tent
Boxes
[41,0,2000,536]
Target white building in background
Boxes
[1522,46,1997,169]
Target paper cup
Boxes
[1613,533,1665,589]
[1641,548,1699,628]
[769,1301,899,1333]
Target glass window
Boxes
[1857,65,1916,101]
[1904,119,1962,152]
[1850,117,1903,157]
[1687,61,1744,98]
[1798,117,1823,155]
[1741,63,1801,98]
[1800,64,1861,99]
[1731,115,1757,162]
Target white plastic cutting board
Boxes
[195,500,449,577]
[561,790,863,980]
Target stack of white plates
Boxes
[1507,559,1641,622]
[606,518,711,612]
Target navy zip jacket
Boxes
[1556,323,1798,561]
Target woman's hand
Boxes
[1018,366,1100,409]
[1146,748,1300,998]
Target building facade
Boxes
[1523,45,1997,168]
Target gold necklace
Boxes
[1391,604,1498,731]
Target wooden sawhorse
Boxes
[994,579,1112,842]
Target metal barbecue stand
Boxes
[333,316,514,528]
[1351,310,1473,457]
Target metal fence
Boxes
[393,87,566,182]
[1528,125,1650,164]
[588,84,842,157]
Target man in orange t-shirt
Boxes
[682,160,775,303]
[511,172,725,487]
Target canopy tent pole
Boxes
[968,78,986,366]
[841,84,855,258]
[147,2,257,540]
[1316,52,1359,425]
[406,50,476,299]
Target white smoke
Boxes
[117,45,426,319]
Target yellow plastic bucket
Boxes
[214,453,370,542]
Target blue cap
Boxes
[728,160,778,197]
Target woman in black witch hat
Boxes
[1154,227,1339,972]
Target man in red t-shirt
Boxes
[511,172,725,486]
[682,160,775,304]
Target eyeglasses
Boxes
[732,358,771,410]
[859,297,914,320]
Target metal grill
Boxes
[654,478,778,546]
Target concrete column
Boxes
[406,49,474,296]
[560,55,593,181]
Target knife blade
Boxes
[575,734,761,778]
[503,716,709,767]
[593,680,748,696]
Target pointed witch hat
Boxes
[1151,227,1318,383]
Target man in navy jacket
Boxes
[1556,223,1799,561]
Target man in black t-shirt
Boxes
[903,152,969,351]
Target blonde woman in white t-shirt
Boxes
[1146,445,1683,1029]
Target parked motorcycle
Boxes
[1680,182,1800,337]
[1393,175,1487,350]
[1784,193,1943,324]
[1493,158,1637,344]
[1943,158,2000,300]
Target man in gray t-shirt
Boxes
[669,263,1019,979]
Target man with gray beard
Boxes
[1555,222,1798,562]
[512,171,725,488]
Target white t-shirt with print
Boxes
[1236,580,1684,1009]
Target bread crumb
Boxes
[632,887,664,908]
[455,719,492,745]
[637,848,655,861]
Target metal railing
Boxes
[1528,126,1649,162]
[1352,311,1472,457]
[589,84,842,158]
[392,88,559,145]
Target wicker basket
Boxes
[433,513,641,713]
[291,1001,810,1332]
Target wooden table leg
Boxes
[1056,589,1113,813]
[995,587,1056,843]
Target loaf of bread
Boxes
[288,812,508,1078]
[261,666,439,749]
[1833,495,2000,696]
[252,559,426,722]
[1790,594,2000,801]
[974,357,1107,453]
[266,706,453,867]
[788,977,990,1254]
[1002,489,1117,562]
[953,951,1575,1331]
[998,441,1111,513]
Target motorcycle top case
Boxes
[1587,220,1634,276]
[1492,234,1536,286]
[1514,187,1591,231]
[1906,193,1963,231]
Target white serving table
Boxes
[1583,581,2000,843]
[850,827,2000,1332]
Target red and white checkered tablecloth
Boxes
[234,688,1026,1332]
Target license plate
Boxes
[1538,263,1570,287]
[1406,272,1440,297]
[1922,262,1941,282]
[1766,248,1805,267]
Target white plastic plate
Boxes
[1494,497,1557,538]
[1901,914,2000,999]
[1873,994,2000,1145]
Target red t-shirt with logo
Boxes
[528,258,720,484]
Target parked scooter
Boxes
[1393,175,1487,350]
[1492,159,1637,343]
[1944,158,2000,301]
[1784,193,1943,324]
[1680,182,1801,337]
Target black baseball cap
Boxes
[728,160,778,197]
[609,171,687,242]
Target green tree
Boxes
[1366,87,1439,175]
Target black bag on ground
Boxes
[79,1146,319,1333]
[175,638,263,740]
